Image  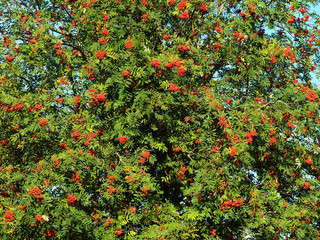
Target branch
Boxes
[11,0,36,16]
[217,2,226,17]
[60,3,74,20]
[115,152,123,166]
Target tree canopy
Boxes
[1,0,320,239]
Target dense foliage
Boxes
[1,0,320,239]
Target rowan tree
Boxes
[1,0,320,239]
